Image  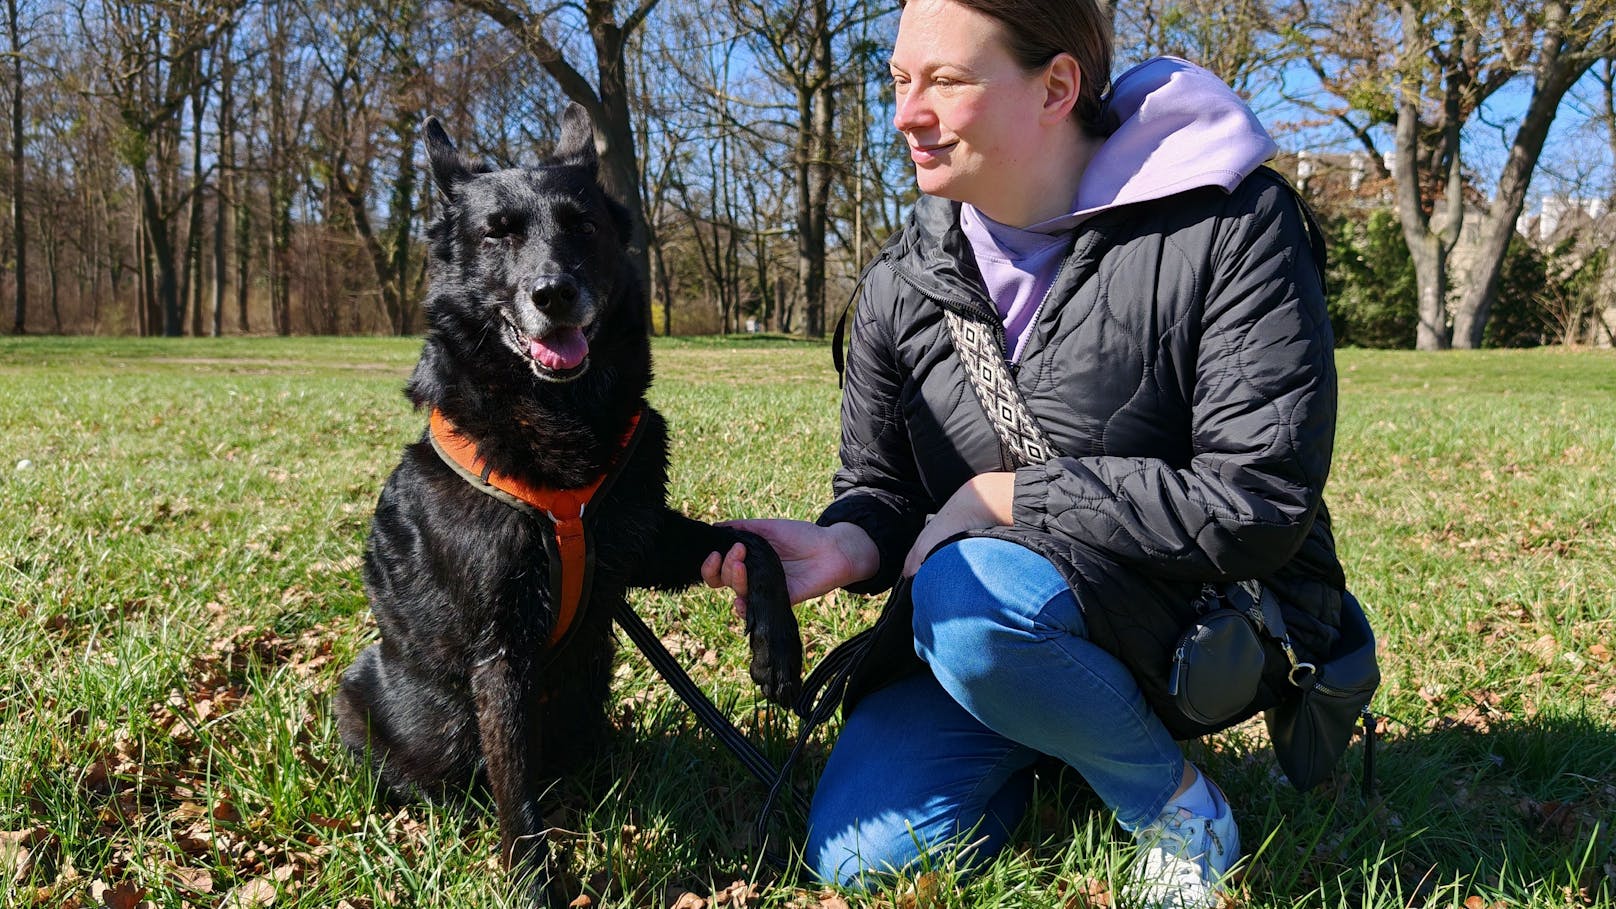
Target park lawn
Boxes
[0,336,1612,908]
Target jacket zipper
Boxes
[1008,241,1084,378]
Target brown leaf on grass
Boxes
[1063,876,1111,909]
[712,880,760,907]
[172,866,214,895]
[1526,634,1559,665]
[569,895,593,908]
[222,875,279,908]
[1588,643,1611,664]
[1515,796,1600,841]
[89,879,149,909]
[912,872,942,907]
[306,814,358,833]
[815,892,851,909]
[81,761,112,793]
[2,827,55,885]
[669,893,707,909]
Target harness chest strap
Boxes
[427,408,646,649]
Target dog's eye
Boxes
[577,221,597,236]
[482,215,521,245]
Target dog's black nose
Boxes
[531,275,579,310]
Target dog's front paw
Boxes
[730,530,802,706]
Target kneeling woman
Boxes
[704,0,1349,905]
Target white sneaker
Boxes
[1128,777,1240,909]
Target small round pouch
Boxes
[1168,609,1265,727]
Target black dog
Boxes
[334,105,801,901]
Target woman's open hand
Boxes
[702,519,879,615]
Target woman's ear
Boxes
[1041,53,1082,125]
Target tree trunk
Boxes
[1408,232,1450,351]
[1392,0,1461,351]
[8,0,26,335]
[184,80,208,337]
[138,176,184,337]
[267,6,293,336]
[212,31,233,337]
[384,114,418,335]
[136,216,152,336]
[236,126,253,334]
[796,0,834,338]
[1451,2,1590,349]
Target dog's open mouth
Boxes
[521,324,591,381]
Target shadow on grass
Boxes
[1207,709,1616,905]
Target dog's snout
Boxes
[530,275,579,311]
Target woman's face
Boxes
[889,0,1049,209]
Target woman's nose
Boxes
[892,87,932,132]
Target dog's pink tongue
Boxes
[530,328,588,370]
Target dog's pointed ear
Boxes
[553,102,598,172]
[423,116,470,198]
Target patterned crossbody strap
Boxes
[943,309,1058,467]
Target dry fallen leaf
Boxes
[172,866,214,894]
[1064,876,1111,909]
[223,875,279,908]
[816,892,851,909]
[670,893,707,909]
[90,879,149,909]
[1526,634,1559,665]
[2,827,54,885]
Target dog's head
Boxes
[422,105,635,384]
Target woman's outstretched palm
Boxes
[702,519,876,613]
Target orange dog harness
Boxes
[427,408,646,650]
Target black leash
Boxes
[612,603,802,802]
[613,602,876,866]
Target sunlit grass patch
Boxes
[1,337,1612,907]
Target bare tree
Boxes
[1285,0,1614,349]
[78,0,236,336]
[1449,1,1616,348]
[308,0,427,335]
[1115,0,1288,96]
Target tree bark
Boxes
[184,79,209,337]
[213,34,233,338]
[796,0,835,338]
[8,0,26,335]
[1393,0,1462,350]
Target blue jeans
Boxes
[805,538,1185,887]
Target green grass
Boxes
[1,337,1612,908]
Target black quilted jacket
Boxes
[817,167,1349,736]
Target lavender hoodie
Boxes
[960,57,1279,361]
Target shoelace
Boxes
[1136,810,1220,892]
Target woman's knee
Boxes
[911,538,1074,676]
[804,812,924,889]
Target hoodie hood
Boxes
[1028,56,1279,232]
